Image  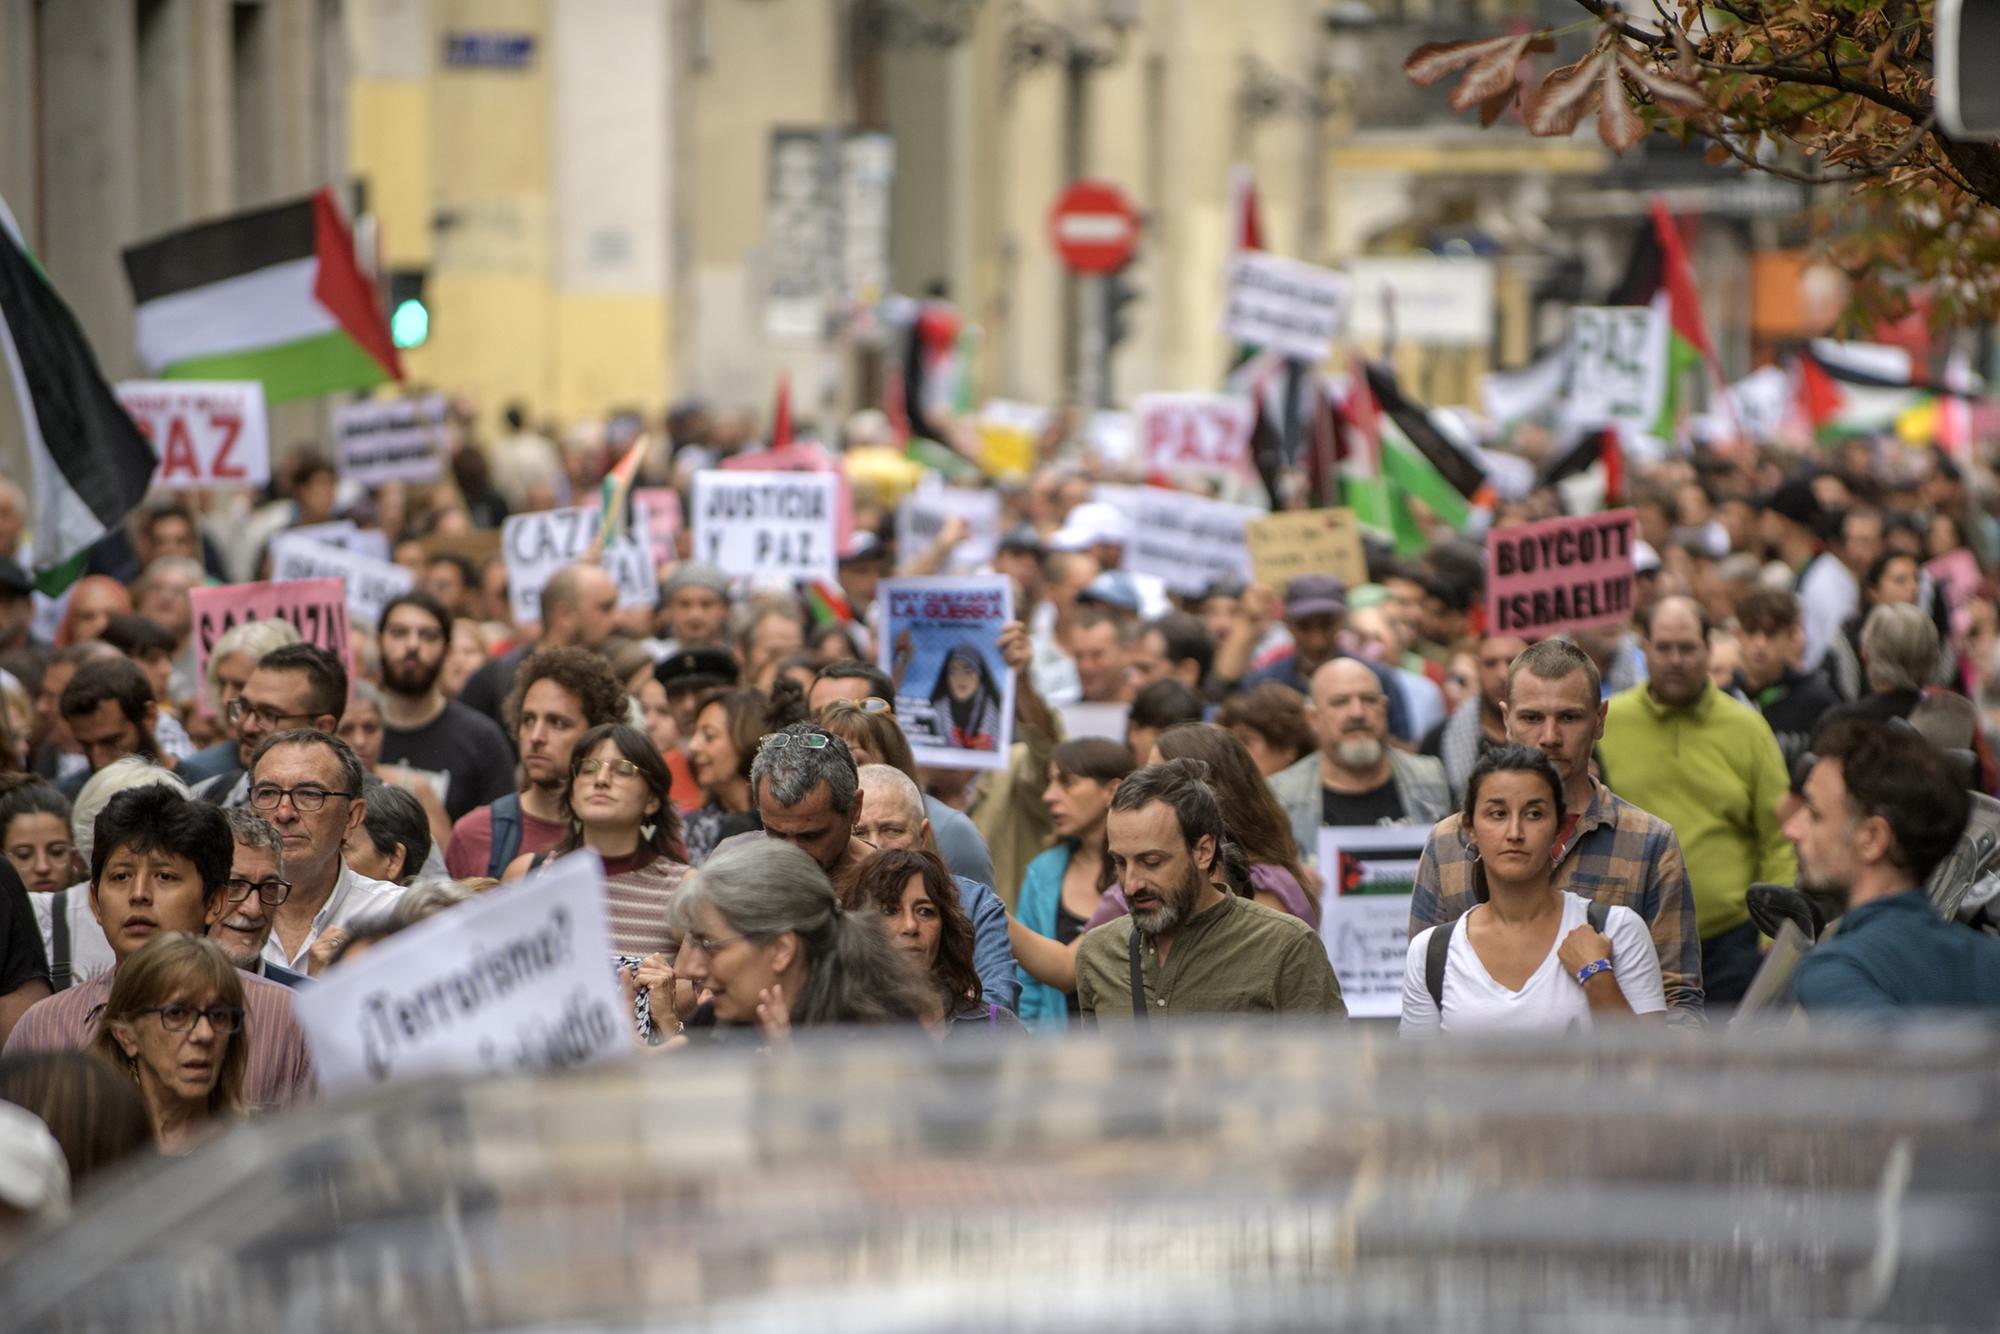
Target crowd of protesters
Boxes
[1,395,1999,1232]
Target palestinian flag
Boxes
[122,188,400,403]
[1796,340,1933,439]
[1648,198,1724,438]
[0,196,158,594]
[1366,362,1484,539]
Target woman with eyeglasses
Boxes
[504,723,689,957]
[683,681,805,865]
[86,933,246,1154]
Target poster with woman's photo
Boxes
[878,577,1015,772]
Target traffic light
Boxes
[388,269,430,350]
[1103,270,1141,350]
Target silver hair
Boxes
[133,556,205,598]
[348,680,386,715]
[856,762,923,825]
[203,617,303,710]
[1860,602,1939,695]
[248,729,366,804]
[222,809,283,876]
[71,759,190,865]
[749,722,859,814]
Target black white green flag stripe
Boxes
[122,189,401,403]
[0,196,158,594]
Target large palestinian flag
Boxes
[122,189,401,403]
[0,196,158,593]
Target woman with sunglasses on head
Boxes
[683,680,806,865]
[814,695,996,888]
[86,933,246,1154]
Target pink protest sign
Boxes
[188,578,351,715]
[1485,508,1636,638]
[1136,393,1255,476]
[632,487,683,568]
[1926,547,1983,641]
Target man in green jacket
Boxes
[1602,596,1796,1007]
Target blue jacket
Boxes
[953,875,1019,1013]
[1795,890,2000,1014]
[1015,844,1077,1031]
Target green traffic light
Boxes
[391,298,430,350]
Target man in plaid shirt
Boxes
[1408,639,1704,1023]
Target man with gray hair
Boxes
[855,763,1019,1011]
[752,721,875,896]
[209,809,307,988]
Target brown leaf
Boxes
[1478,87,1514,128]
[1523,55,1604,137]
[1598,58,1645,151]
[1449,32,1534,111]
[1671,21,1698,74]
[1616,51,1709,118]
[1405,33,1535,88]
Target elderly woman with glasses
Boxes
[87,933,247,1154]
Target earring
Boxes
[1466,843,1481,864]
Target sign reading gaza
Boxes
[1485,508,1637,637]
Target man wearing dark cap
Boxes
[1240,574,1412,741]
[656,646,739,811]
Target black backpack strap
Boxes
[1586,899,1611,934]
[529,850,551,871]
[485,792,523,878]
[49,888,71,994]
[1128,927,1149,1025]
[1424,916,1457,1012]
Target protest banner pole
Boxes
[1280,356,1307,467]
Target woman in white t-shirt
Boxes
[1401,744,1665,1036]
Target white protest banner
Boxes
[1345,256,1495,346]
[691,470,839,582]
[631,487,683,568]
[896,485,1002,572]
[333,394,448,485]
[878,577,1015,772]
[292,852,630,1095]
[267,534,415,636]
[1220,252,1349,363]
[1559,305,1668,434]
[187,577,350,715]
[115,380,269,490]
[501,506,659,625]
[1136,394,1255,477]
[1317,825,1431,1019]
[1093,484,1258,597]
[1055,701,1129,744]
[288,520,392,564]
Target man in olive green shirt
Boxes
[1076,760,1345,1022]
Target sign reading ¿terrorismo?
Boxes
[1485,508,1637,637]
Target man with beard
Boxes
[1786,720,2000,1012]
[56,659,175,796]
[1268,658,1450,862]
[1074,759,1343,1021]
[376,592,514,823]
[208,809,306,988]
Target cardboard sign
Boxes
[268,534,416,637]
[420,529,504,569]
[878,577,1015,772]
[691,470,839,582]
[501,505,659,625]
[1136,394,1255,476]
[896,485,1002,572]
[1245,508,1367,591]
[631,487,684,568]
[115,380,269,490]
[1560,306,1667,434]
[292,853,630,1095]
[1317,825,1430,1020]
[334,394,448,485]
[188,577,350,714]
[1485,508,1637,637]
[1092,484,1258,597]
[1220,252,1349,363]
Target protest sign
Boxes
[1093,484,1258,597]
[691,471,839,582]
[1220,252,1348,363]
[501,506,659,625]
[292,853,630,1095]
[188,577,349,714]
[1136,394,1254,477]
[1317,825,1430,1019]
[631,487,684,568]
[1485,508,1637,638]
[1056,701,1129,744]
[1559,306,1667,434]
[268,534,415,636]
[421,528,503,568]
[289,520,392,564]
[115,380,269,490]
[978,400,1047,478]
[879,577,1015,772]
[1245,508,1367,591]
[1927,547,1982,641]
[896,484,1002,572]
[333,394,448,485]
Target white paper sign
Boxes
[1136,393,1255,476]
[501,505,659,625]
[879,577,1015,772]
[1056,701,1129,743]
[691,470,839,582]
[1317,825,1432,1019]
[292,853,630,1094]
[1092,484,1258,597]
[896,485,1003,572]
[1345,256,1495,346]
[115,379,270,490]
[268,533,415,636]
[1220,252,1349,363]
[334,394,448,485]
[1560,305,1668,434]
[289,520,392,564]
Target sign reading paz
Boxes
[1245,509,1367,591]
[1136,394,1254,476]
[692,471,839,582]
[116,380,269,490]
[1485,508,1637,637]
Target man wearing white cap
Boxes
[1047,501,1170,619]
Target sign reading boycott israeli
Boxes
[501,506,658,625]
[187,577,349,714]
[116,380,269,490]
[334,394,448,485]
[692,470,839,582]
[1485,508,1637,637]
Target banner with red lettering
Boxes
[1485,508,1637,638]
[878,576,1015,772]
[116,380,269,490]
[188,577,349,715]
[1136,393,1254,477]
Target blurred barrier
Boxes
[4,1021,1998,1331]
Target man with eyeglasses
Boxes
[376,592,515,823]
[4,784,315,1107]
[191,643,348,809]
[245,730,404,974]
[750,722,876,896]
[208,809,306,987]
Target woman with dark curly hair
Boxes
[851,848,1022,1039]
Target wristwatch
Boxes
[1575,958,1614,986]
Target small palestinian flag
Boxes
[122,189,400,403]
[0,195,158,594]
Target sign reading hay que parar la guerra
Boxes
[692,470,839,582]
[1485,508,1637,637]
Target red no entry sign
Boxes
[1049,180,1139,275]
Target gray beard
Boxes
[1335,736,1384,771]
[1131,864,1206,938]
